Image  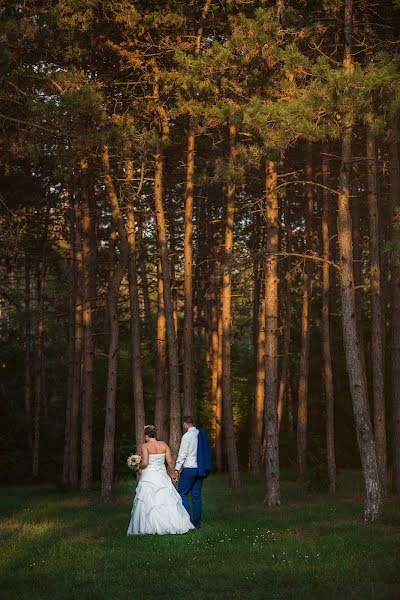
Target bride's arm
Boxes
[139,445,149,470]
[165,445,175,478]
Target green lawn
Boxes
[0,471,399,599]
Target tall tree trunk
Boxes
[352,192,367,375]
[100,146,129,503]
[264,159,280,506]
[137,209,153,344]
[277,200,292,430]
[249,294,266,473]
[389,116,400,495]
[216,307,223,471]
[62,228,75,487]
[32,202,50,480]
[277,0,285,24]
[287,381,294,442]
[210,281,222,469]
[69,199,83,489]
[24,255,32,454]
[183,122,195,416]
[154,72,181,458]
[297,143,313,479]
[80,159,95,493]
[221,123,240,488]
[337,0,383,521]
[182,2,212,416]
[366,127,387,491]
[155,259,168,441]
[322,146,336,494]
[125,158,146,453]
[32,262,45,479]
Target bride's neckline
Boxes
[149,452,166,456]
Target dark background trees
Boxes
[1,0,400,521]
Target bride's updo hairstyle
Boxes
[144,424,158,438]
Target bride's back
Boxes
[145,439,168,455]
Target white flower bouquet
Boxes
[127,453,142,474]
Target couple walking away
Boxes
[127,416,212,536]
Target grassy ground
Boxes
[0,470,399,600]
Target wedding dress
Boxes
[127,453,195,536]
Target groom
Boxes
[173,416,212,529]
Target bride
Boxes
[127,425,194,536]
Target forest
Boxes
[1,0,400,530]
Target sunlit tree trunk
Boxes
[125,158,146,453]
[249,294,266,473]
[154,71,181,458]
[337,0,383,521]
[183,122,195,416]
[366,127,387,491]
[221,123,240,489]
[155,259,168,442]
[264,159,280,506]
[210,280,222,470]
[277,200,292,430]
[322,146,336,494]
[137,209,153,344]
[297,143,313,479]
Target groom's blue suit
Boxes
[177,428,212,528]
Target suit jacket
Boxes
[197,428,212,478]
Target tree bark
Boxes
[336,0,383,522]
[32,261,45,479]
[125,158,146,453]
[24,255,32,455]
[249,294,266,473]
[221,123,240,488]
[137,209,153,345]
[352,190,367,376]
[182,2,212,416]
[100,145,129,502]
[297,143,314,479]
[62,228,75,487]
[183,122,195,416]
[389,116,400,495]
[263,159,281,506]
[277,0,285,24]
[32,202,50,480]
[366,127,387,491]
[322,146,336,494]
[69,198,83,489]
[153,72,181,458]
[155,259,168,442]
[80,160,95,493]
[277,200,292,431]
[210,281,222,470]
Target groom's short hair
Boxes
[182,415,195,425]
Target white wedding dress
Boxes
[127,453,195,536]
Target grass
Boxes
[0,470,399,600]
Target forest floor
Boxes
[0,470,399,600]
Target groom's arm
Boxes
[174,433,189,477]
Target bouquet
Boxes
[127,453,142,474]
